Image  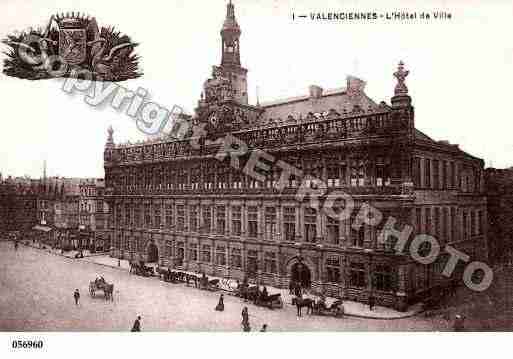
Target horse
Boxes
[292,297,314,317]
[89,280,114,301]
[103,283,114,301]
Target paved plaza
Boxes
[0,242,452,331]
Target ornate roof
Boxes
[259,85,378,126]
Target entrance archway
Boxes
[147,240,159,263]
[291,261,311,288]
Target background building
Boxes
[79,178,110,252]
[485,167,513,264]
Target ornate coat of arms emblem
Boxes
[2,12,142,81]
[59,26,87,65]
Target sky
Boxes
[0,0,512,179]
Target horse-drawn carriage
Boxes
[129,260,154,277]
[89,278,114,301]
[292,294,344,317]
[237,285,283,309]
[312,298,344,317]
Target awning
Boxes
[32,225,53,232]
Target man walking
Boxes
[73,289,80,306]
[368,295,375,311]
[131,316,142,332]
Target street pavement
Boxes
[0,242,451,331]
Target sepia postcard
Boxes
[1,0,512,357]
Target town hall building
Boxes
[103,1,487,310]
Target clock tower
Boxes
[219,0,248,105]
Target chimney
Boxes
[309,85,323,99]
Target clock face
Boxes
[209,112,218,127]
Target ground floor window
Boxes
[264,252,277,274]
[326,256,341,283]
[216,245,226,266]
[231,248,242,268]
[349,262,366,288]
[165,241,172,257]
[373,265,392,292]
[247,250,258,277]
[202,244,211,263]
[189,243,198,261]
[176,242,184,266]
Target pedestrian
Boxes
[241,306,249,326]
[14,241,18,251]
[368,295,375,311]
[73,289,80,306]
[215,294,225,311]
[453,314,465,332]
[260,324,267,332]
[131,316,141,332]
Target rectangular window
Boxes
[413,157,421,187]
[247,250,258,277]
[304,207,317,243]
[202,205,211,233]
[154,204,161,228]
[462,211,468,240]
[470,210,475,237]
[434,207,440,239]
[189,205,198,232]
[433,160,439,189]
[201,244,211,263]
[351,213,364,247]
[230,248,242,268]
[189,243,198,261]
[450,162,456,189]
[264,207,277,240]
[478,210,483,235]
[124,235,130,251]
[176,242,184,266]
[374,265,392,292]
[177,205,185,231]
[442,207,448,244]
[125,203,131,227]
[216,206,226,235]
[144,203,151,227]
[165,241,173,258]
[442,161,447,189]
[327,164,340,187]
[326,257,340,283]
[349,262,366,288]
[375,157,390,187]
[327,213,340,245]
[216,245,226,266]
[247,206,258,238]
[165,203,173,228]
[284,207,296,241]
[264,252,277,274]
[425,207,432,235]
[424,159,431,188]
[231,206,242,236]
[451,207,456,242]
[416,208,422,235]
[114,204,121,227]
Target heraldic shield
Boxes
[2,12,141,81]
[59,28,87,65]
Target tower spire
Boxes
[221,0,241,66]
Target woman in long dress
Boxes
[215,294,224,311]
